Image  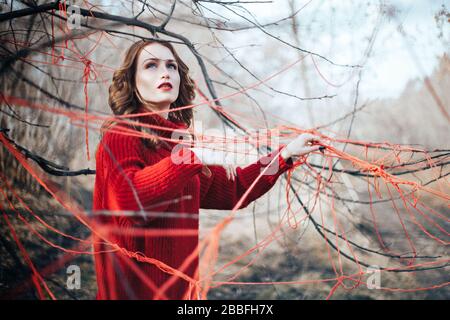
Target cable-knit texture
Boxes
[92,111,294,299]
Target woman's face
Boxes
[135,43,181,110]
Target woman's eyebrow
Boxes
[143,58,177,63]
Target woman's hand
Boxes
[188,147,236,180]
[280,133,323,161]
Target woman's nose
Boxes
[160,66,170,79]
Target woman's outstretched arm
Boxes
[198,145,294,210]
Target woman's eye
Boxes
[145,63,157,69]
[168,63,177,70]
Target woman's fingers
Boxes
[201,165,212,178]
[224,165,236,181]
[304,134,321,144]
[296,145,321,156]
[283,133,324,159]
[299,133,317,140]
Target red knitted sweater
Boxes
[92,111,294,300]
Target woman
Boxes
[92,39,322,300]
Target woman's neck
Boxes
[141,104,170,120]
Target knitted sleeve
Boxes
[99,130,203,217]
[199,145,294,210]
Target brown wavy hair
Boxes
[103,39,195,149]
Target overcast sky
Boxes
[200,0,448,100]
